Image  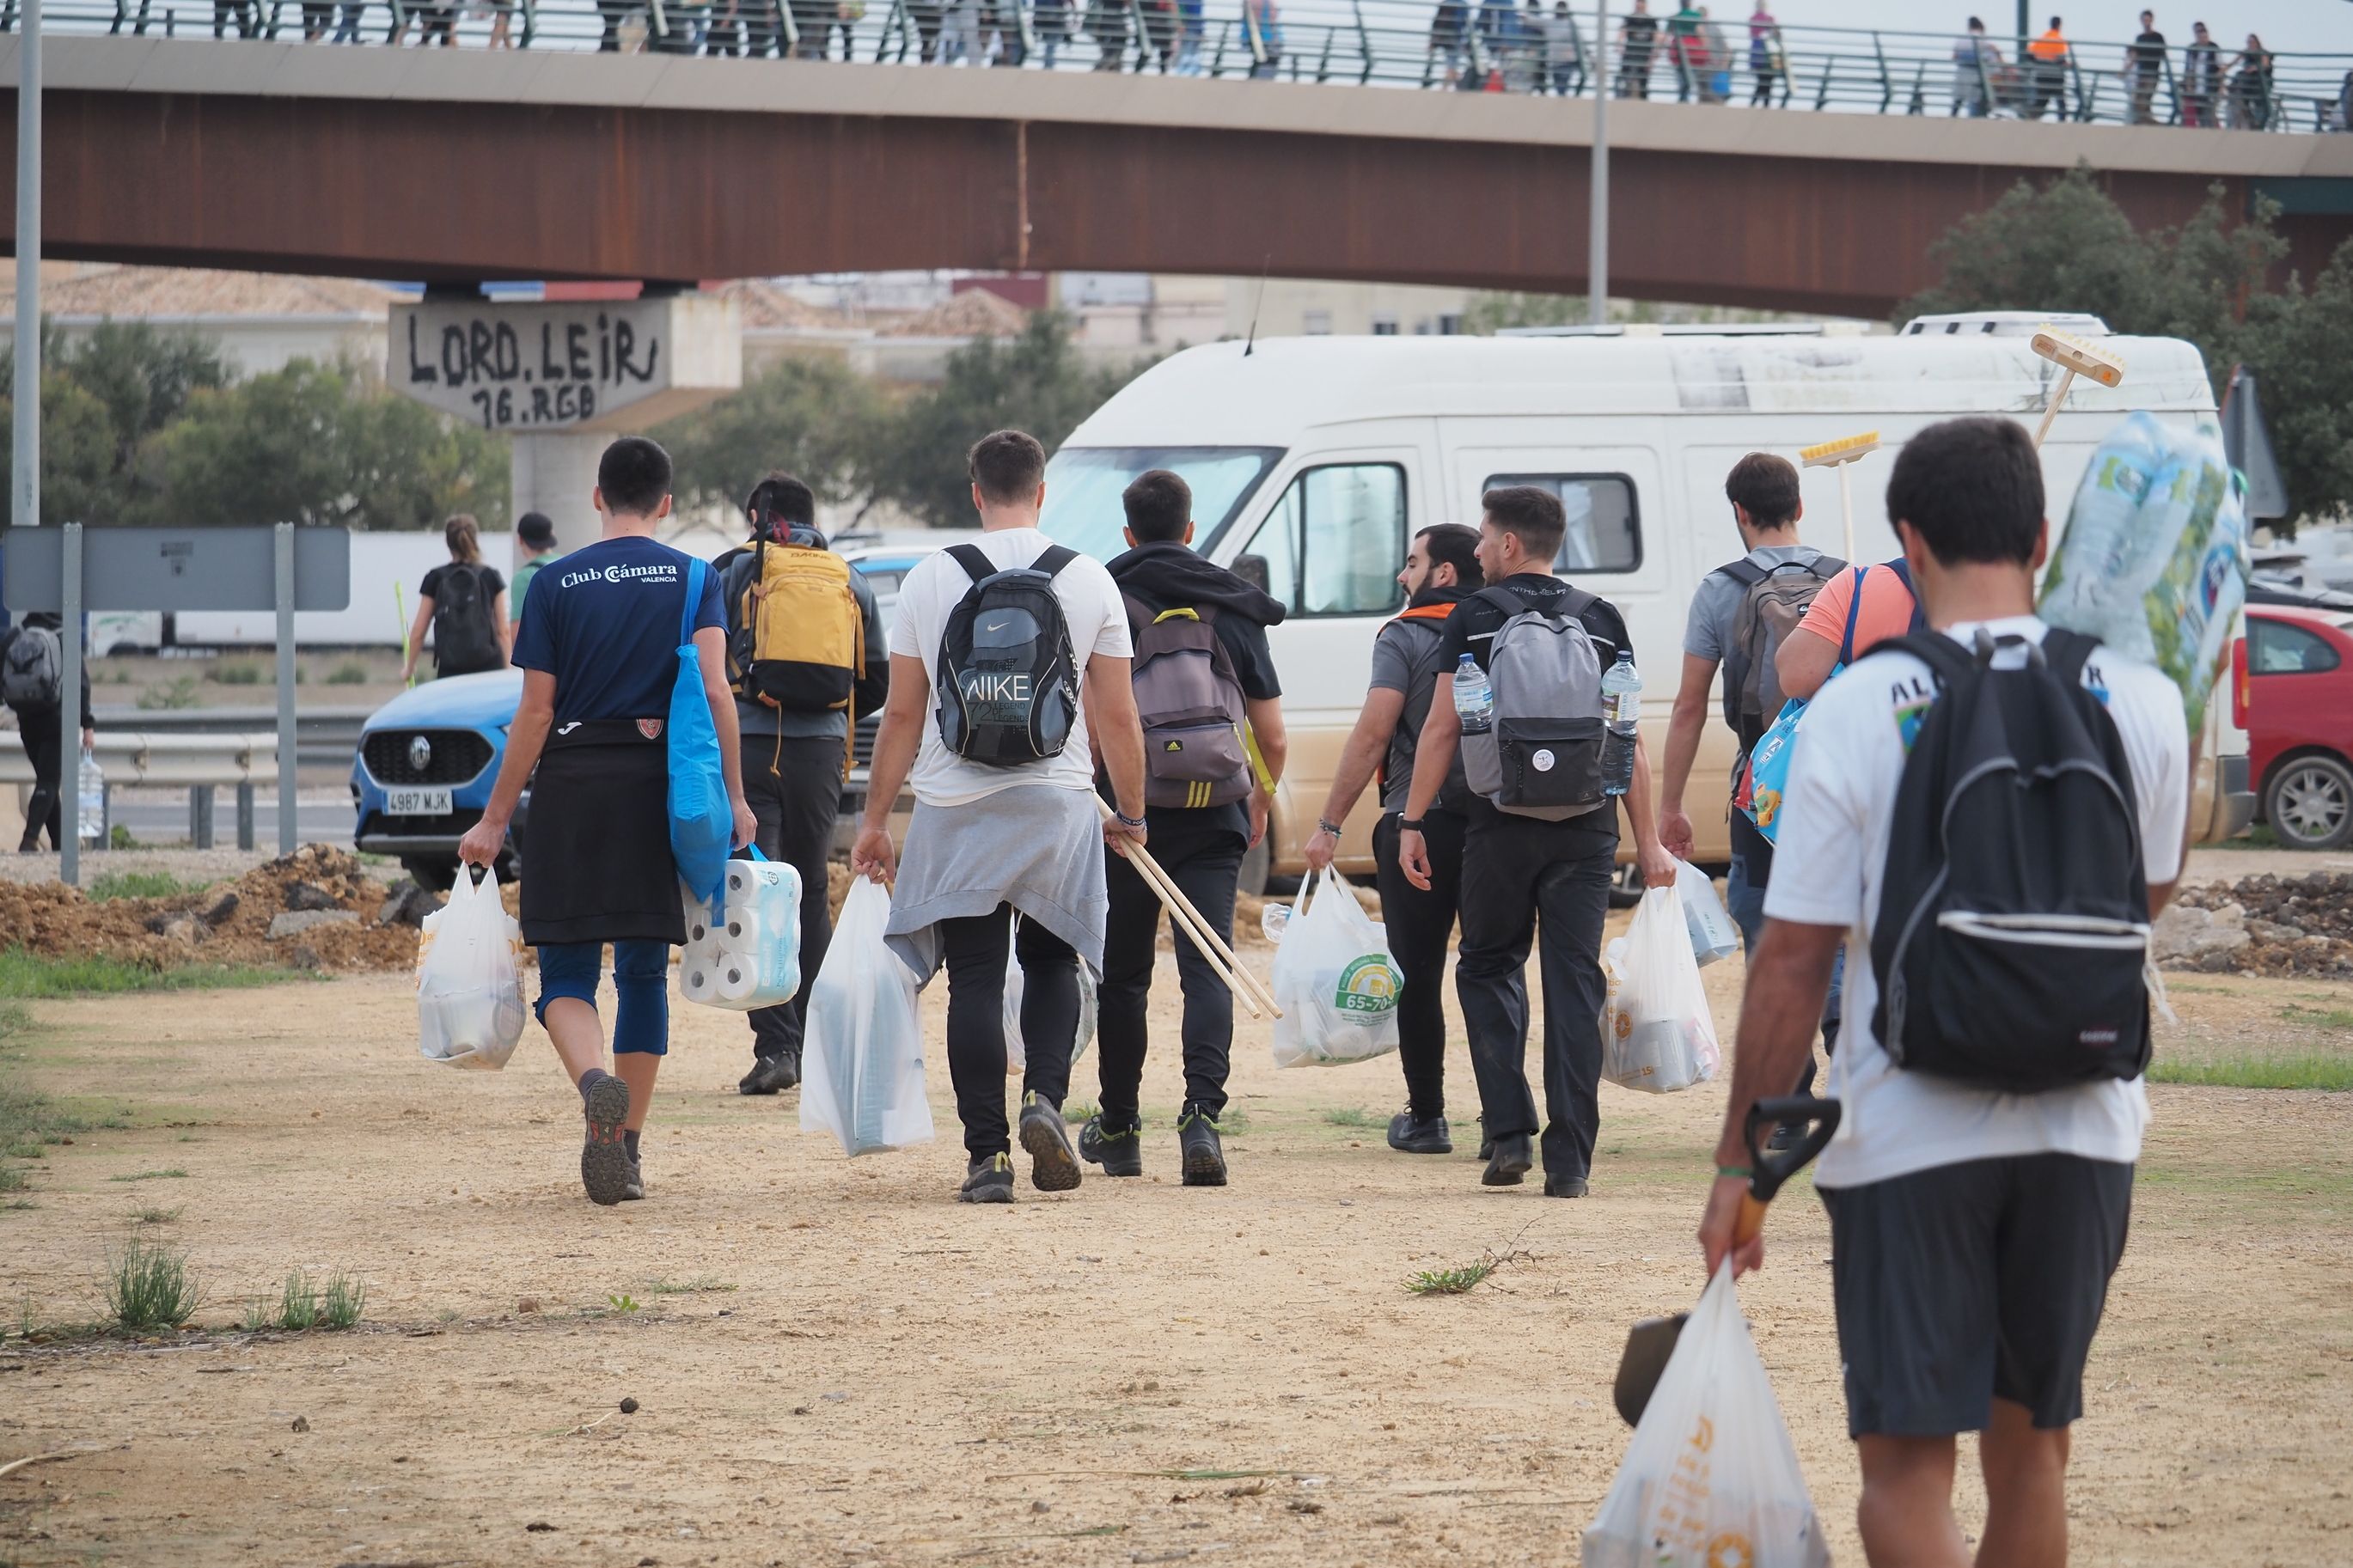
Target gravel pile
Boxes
[2155,870,2353,977]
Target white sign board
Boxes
[392,294,741,435]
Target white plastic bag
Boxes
[1604,886,1719,1094]
[415,868,526,1071]
[799,877,933,1156]
[1269,869,1403,1068]
[1675,858,1740,967]
[1583,1265,1830,1568]
[1002,924,1098,1076]
[680,854,804,1012]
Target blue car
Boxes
[349,669,528,890]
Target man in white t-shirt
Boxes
[1698,417,2189,1568]
[853,430,1150,1205]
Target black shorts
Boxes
[1819,1153,2132,1438]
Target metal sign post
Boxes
[58,523,78,885]
[11,0,37,537]
[274,523,296,855]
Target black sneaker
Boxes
[1482,1132,1532,1187]
[1476,1115,1493,1163]
[1018,1093,1082,1193]
[579,1074,633,1207]
[1177,1104,1227,1187]
[1386,1110,1452,1155]
[1543,1169,1588,1199]
[1078,1114,1143,1177]
[738,1053,800,1095]
[959,1153,1015,1204]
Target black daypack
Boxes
[1127,596,1252,810]
[431,564,504,674]
[1869,627,2154,1093]
[933,543,1080,768]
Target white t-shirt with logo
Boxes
[1763,616,2190,1189]
[886,527,1133,808]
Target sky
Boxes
[1761,0,2350,50]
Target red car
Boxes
[2244,605,2353,851]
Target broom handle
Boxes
[2032,365,2076,451]
[1095,798,1279,1018]
[1837,462,1855,563]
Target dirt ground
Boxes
[2,909,2349,1568]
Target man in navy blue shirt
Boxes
[461,437,754,1207]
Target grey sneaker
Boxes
[1077,1114,1143,1177]
[959,1153,1015,1204]
[621,1158,645,1202]
[1018,1093,1082,1193]
[579,1075,633,1207]
[738,1053,800,1095]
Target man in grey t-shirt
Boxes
[1304,523,1483,1156]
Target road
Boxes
[106,790,354,849]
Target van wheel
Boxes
[1238,836,1270,899]
[1609,861,1645,909]
[2265,754,2353,851]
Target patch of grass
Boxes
[325,662,371,686]
[321,1272,366,1331]
[1322,1107,1378,1129]
[205,662,265,686]
[0,1000,32,1042]
[2149,1052,2353,1092]
[1219,1107,1252,1134]
[1061,1100,1097,1123]
[607,1292,641,1315]
[6,1141,41,1159]
[105,1237,198,1332]
[135,675,200,711]
[131,1205,181,1225]
[240,1296,270,1334]
[0,949,300,998]
[646,1275,736,1296]
[1404,1259,1500,1296]
[0,1166,23,1193]
[109,824,143,851]
[107,1168,187,1183]
[2280,1005,2353,1032]
[87,870,205,903]
[278,1270,320,1331]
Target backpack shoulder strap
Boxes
[1032,545,1079,580]
[1887,557,1928,634]
[1717,558,1769,589]
[1837,565,1870,667]
[679,557,707,647]
[2040,626,2101,688]
[1879,629,1978,689]
[1806,554,1848,579]
[946,543,995,586]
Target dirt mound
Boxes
[0,845,419,973]
[2159,870,2353,977]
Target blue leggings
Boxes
[535,940,671,1056]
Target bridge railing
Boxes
[27,0,2353,134]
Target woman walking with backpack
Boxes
[402,515,512,685]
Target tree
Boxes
[1901,162,2352,526]
[863,313,1151,529]
[655,354,887,519]
[0,320,231,524]
[139,358,508,529]
[0,372,119,525]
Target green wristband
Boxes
[1716,1164,1754,1181]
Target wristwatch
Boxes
[1398,816,1427,833]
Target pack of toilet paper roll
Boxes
[679,854,804,1011]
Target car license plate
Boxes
[386,788,453,817]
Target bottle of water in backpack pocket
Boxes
[77,747,106,845]
[1599,649,1641,797]
[1453,654,1494,734]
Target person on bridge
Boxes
[1077,469,1287,1189]
[404,516,512,686]
[1397,487,1678,1199]
[852,430,1149,1205]
[2228,33,2273,128]
[712,473,888,1099]
[459,436,755,1207]
[2181,21,2222,125]
[1746,3,1782,106]
[1304,522,1484,1158]
[2128,10,2168,124]
[1615,0,1658,97]
[2026,16,2069,119]
[1951,16,2002,117]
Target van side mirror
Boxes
[1232,553,1273,595]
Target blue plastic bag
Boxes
[667,557,731,913]
[1733,697,1806,845]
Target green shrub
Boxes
[106,1237,199,1332]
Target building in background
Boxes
[0,263,405,378]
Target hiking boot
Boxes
[1078,1114,1143,1177]
[579,1074,633,1207]
[959,1153,1015,1204]
[1543,1169,1589,1199]
[1018,1093,1082,1193]
[1177,1104,1228,1187]
[621,1158,646,1202]
[1482,1132,1532,1187]
[1387,1110,1452,1155]
[738,1052,800,1095]
[1476,1115,1493,1163]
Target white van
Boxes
[1039,320,2254,890]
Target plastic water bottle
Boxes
[1599,649,1641,797]
[1260,902,1292,943]
[76,747,106,845]
[1453,655,1494,734]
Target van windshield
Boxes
[1040,447,1284,561]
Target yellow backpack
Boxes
[726,541,863,759]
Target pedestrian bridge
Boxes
[14,33,2353,313]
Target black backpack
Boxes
[933,543,1080,768]
[1869,627,2153,1094]
[431,564,504,675]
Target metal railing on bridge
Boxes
[23,0,2353,134]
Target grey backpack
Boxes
[1,624,61,710]
[1719,555,1843,753]
[1127,595,1252,810]
[1459,586,1607,820]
